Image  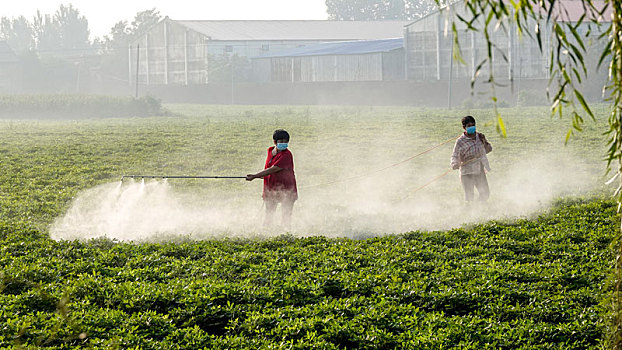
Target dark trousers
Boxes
[264,198,295,228]
[460,172,489,202]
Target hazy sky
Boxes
[2,0,329,39]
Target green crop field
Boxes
[0,103,618,348]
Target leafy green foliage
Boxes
[0,199,617,348]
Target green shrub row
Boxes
[0,94,165,119]
[0,199,617,349]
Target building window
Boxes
[225,45,233,53]
[262,44,270,51]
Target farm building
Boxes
[128,19,408,85]
[0,41,21,92]
[404,0,610,82]
[251,38,405,82]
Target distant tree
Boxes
[54,4,90,50]
[106,20,131,46]
[0,5,95,93]
[100,9,162,83]
[102,9,162,55]
[32,10,61,52]
[130,9,162,38]
[0,16,35,52]
[326,0,437,20]
[31,4,91,54]
[100,21,132,82]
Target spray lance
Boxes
[121,175,246,181]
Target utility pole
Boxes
[230,55,234,104]
[75,58,81,93]
[135,44,140,98]
[448,32,454,109]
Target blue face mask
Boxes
[276,143,288,150]
[466,126,476,134]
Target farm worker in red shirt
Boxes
[246,129,298,227]
[450,116,492,202]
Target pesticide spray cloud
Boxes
[50,179,263,241]
[50,139,603,242]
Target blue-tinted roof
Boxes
[253,38,403,59]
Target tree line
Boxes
[0,5,161,54]
[0,5,162,93]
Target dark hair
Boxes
[461,115,476,127]
[273,129,290,142]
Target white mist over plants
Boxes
[50,123,604,241]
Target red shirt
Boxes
[263,146,298,200]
